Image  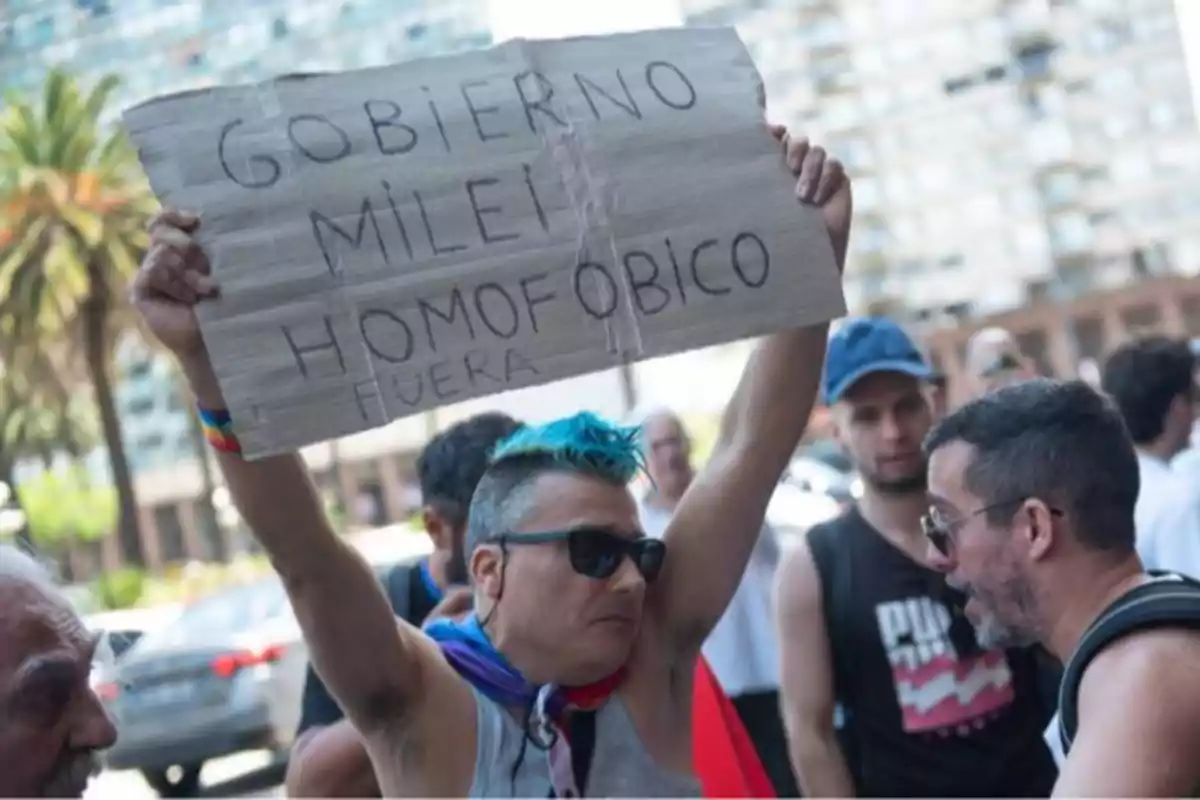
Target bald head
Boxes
[0,544,115,797]
[965,327,1037,397]
[0,543,57,591]
[640,409,693,503]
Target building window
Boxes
[127,397,155,417]
[982,64,1007,82]
[126,361,152,381]
[1050,212,1092,253]
[75,0,111,15]
[1149,101,1180,131]
[944,75,974,95]
[1015,41,1055,79]
[272,17,289,39]
[1085,20,1132,54]
[406,23,428,41]
[1039,171,1082,206]
[137,433,165,452]
[32,17,56,47]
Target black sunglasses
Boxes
[490,527,666,582]
[922,501,1063,557]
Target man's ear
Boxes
[470,544,503,601]
[1169,393,1194,434]
[1022,499,1057,562]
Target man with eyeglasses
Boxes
[775,317,1057,797]
[924,378,1200,797]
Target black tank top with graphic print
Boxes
[807,507,1058,797]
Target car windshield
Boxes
[180,580,287,635]
[106,629,144,660]
[138,580,288,650]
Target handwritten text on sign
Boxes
[123,27,844,459]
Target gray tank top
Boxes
[467,686,702,797]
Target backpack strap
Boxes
[383,559,417,623]
[1058,574,1200,755]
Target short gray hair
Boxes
[0,543,57,588]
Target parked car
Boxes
[86,606,181,666]
[99,578,301,797]
[100,532,434,797]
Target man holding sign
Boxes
[131,120,846,795]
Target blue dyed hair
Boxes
[489,411,645,484]
[465,412,645,551]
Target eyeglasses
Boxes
[489,527,666,582]
[922,501,1063,557]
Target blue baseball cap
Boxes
[822,317,932,405]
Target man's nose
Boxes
[610,556,646,593]
[879,412,904,442]
[74,689,118,752]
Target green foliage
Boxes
[1,68,161,568]
[16,464,115,550]
[0,68,156,342]
[92,567,146,610]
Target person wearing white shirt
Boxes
[1101,336,1200,578]
[635,408,797,797]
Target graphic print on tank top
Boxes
[875,596,1015,734]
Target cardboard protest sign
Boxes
[123,26,845,460]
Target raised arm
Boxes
[130,212,443,740]
[658,130,850,648]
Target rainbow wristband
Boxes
[197,407,242,455]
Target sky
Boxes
[485,0,684,41]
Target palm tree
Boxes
[0,69,159,566]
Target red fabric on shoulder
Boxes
[691,656,776,798]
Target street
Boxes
[85,752,284,799]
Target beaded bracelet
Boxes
[197,407,242,455]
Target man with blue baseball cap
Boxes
[775,317,1058,797]
[820,317,933,407]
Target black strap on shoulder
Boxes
[383,560,415,623]
[569,710,598,796]
[1058,573,1200,755]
